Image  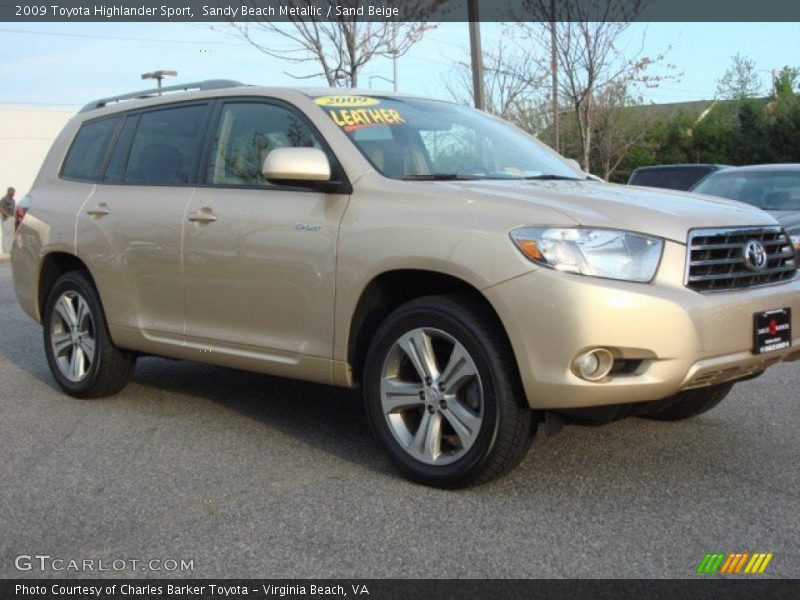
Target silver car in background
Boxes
[691,164,800,252]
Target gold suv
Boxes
[11,81,800,487]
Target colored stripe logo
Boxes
[697,552,773,574]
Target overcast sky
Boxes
[1,21,798,108]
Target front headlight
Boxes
[510,227,664,282]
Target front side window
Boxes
[693,171,800,211]
[207,102,323,187]
[632,167,714,190]
[313,95,579,180]
[124,104,208,185]
[61,116,121,181]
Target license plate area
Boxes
[753,308,792,354]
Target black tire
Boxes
[363,295,535,488]
[42,270,136,398]
[639,382,734,421]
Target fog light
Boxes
[573,348,614,381]
[580,353,599,377]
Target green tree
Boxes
[731,100,771,164]
[768,93,800,162]
[773,67,799,99]
[652,112,695,164]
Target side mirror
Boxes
[262,147,331,183]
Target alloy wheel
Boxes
[380,327,484,465]
[50,291,96,382]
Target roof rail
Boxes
[79,79,246,113]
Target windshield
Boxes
[312,95,580,180]
[693,170,800,211]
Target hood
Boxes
[766,210,800,235]
[421,179,779,244]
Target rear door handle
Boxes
[87,204,110,217]
[188,211,217,223]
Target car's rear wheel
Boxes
[363,295,534,488]
[43,271,136,398]
[639,382,734,421]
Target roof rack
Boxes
[79,79,246,113]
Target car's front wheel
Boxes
[43,271,136,398]
[363,295,535,488]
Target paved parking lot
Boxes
[0,260,798,579]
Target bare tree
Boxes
[445,39,547,120]
[228,1,442,87]
[516,0,676,170]
[509,96,554,136]
[715,53,763,100]
[591,82,650,179]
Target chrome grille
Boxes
[686,226,797,292]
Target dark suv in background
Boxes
[628,164,728,191]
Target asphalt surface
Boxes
[0,260,798,579]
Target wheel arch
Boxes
[346,269,518,388]
[37,252,97,320]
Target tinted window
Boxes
[104,115,139,183]
[629,167,716,191]
[207,102,323,187]
[62,117,121,181]
[693,171,800,211]
[125,104,208,185]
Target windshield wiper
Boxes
[396,174,483,181]
[396,173,586,181]
[522,174,584,181]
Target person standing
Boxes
[1,186,16,254]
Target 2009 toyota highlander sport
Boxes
[10,81,800,487]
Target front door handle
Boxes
[87,204,110,217]
[188,210,217,224]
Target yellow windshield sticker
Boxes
[326,107,406,132]
[314,95,380,107]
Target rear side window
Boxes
[693,171,800,210]
[630,167,714,191]
[207,102,323,187]
[124,104,208,185]
[61,116,121,181]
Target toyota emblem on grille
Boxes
[743,239,768,272]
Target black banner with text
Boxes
[3,0,800,22]
[3,579,800,600]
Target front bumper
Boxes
[485,241,800,409]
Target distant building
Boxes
[539,99,719,143]
[0,106,76,196]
